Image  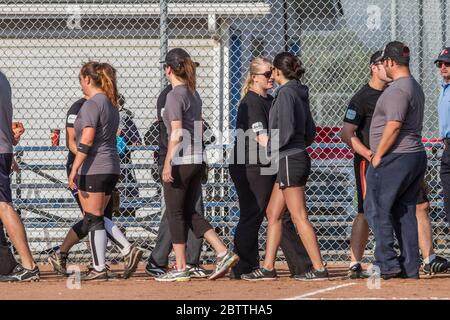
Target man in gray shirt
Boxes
[364,41,427,279]
[0,71,40,281]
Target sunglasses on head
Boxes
[436,61,450,68]
[254,70,273,79]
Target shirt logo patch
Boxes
[252,122,264,133]
[67,114,77,124]
[345,109,357,120]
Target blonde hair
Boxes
[241,57,272,98]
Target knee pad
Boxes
[80,212,105,235]
[71,220,87,240]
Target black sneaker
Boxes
[228,268,242,280]
[145,259,166,277]
[48,251,69,276]
[348,263,364,279]
[209,251,240,280]
[81,268,108,281]
[294,268,329,281]
[123,246,144,279]
[186,264,212,278]
[241,268,277,281]
[423,256,449,275]
[0,264,40,282]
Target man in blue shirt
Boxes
[436,48,450,225]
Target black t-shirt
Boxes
[66,98,86,167]
[233,91,272,167]
[343,84,383,150]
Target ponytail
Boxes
[97,63,118,107]
[170,57,197,94]
[241,71,253,98]
[80,61,119,107]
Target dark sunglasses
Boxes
[254,70,273,79]
[436,61,450,68]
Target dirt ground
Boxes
[1,262,450,300]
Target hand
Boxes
[162,162,173,183]
[12,122,25,144]
[11,158,19,172]
[366,151,374,162]
[371,154,382,168]
[68,170,78,190]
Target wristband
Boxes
[77,143,91,154]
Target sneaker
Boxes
[228,268,242,280]
[80,268,108,281]
[145,259,166,277]
[241,268,277,281]
[123,246,144,279]
[48,251,69,276]
[294,268,329,281]
[209,251,240,280]
[348,263,364,279]
[155,269,190,282]
[423,256,449,275]
[0,264,40,282]
[186,264,212,278]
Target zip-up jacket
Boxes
[269,79,316,158]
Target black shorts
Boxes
[276,151,311,189]
[78,174,119,195]
[0,154,12,203]
[354,155,429,213]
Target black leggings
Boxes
[163,163,212,244]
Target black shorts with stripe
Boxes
[276,151,311,189]
[354,155,429,214]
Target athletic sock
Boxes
[89,229,108,272]
[104,217,131,256]
[423,254,436,264]
[349,261,361,268]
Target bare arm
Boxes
[340,123,373,161]
[162,121,183,183]
[372,121,402,167]
[68,127,95,189]
[66,127,78,155]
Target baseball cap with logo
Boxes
[160,48,199,68]
[381,41,410,65]
[434,47,450,64]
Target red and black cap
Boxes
[434,47,450,64]
[160,48,199,68]
[381,41,410,65]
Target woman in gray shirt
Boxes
[156,48,239,282]
[68,62,142,281]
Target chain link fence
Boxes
[1,0,449,264]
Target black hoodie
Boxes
[269,79,316,158]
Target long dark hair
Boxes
[80,61,119,107]
[273,52,305,80]
[169,58,197,94]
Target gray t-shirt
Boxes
[74,93,120,175]
[162,85,203,164]
[0,71,13,154]
[369,76,425,154]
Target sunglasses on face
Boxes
[436,61,450,68]
[254,70,273,79]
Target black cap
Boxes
[434,47,450,64]
[381,41,410,65]
[370,50,383,65]
[161,48,199,68]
